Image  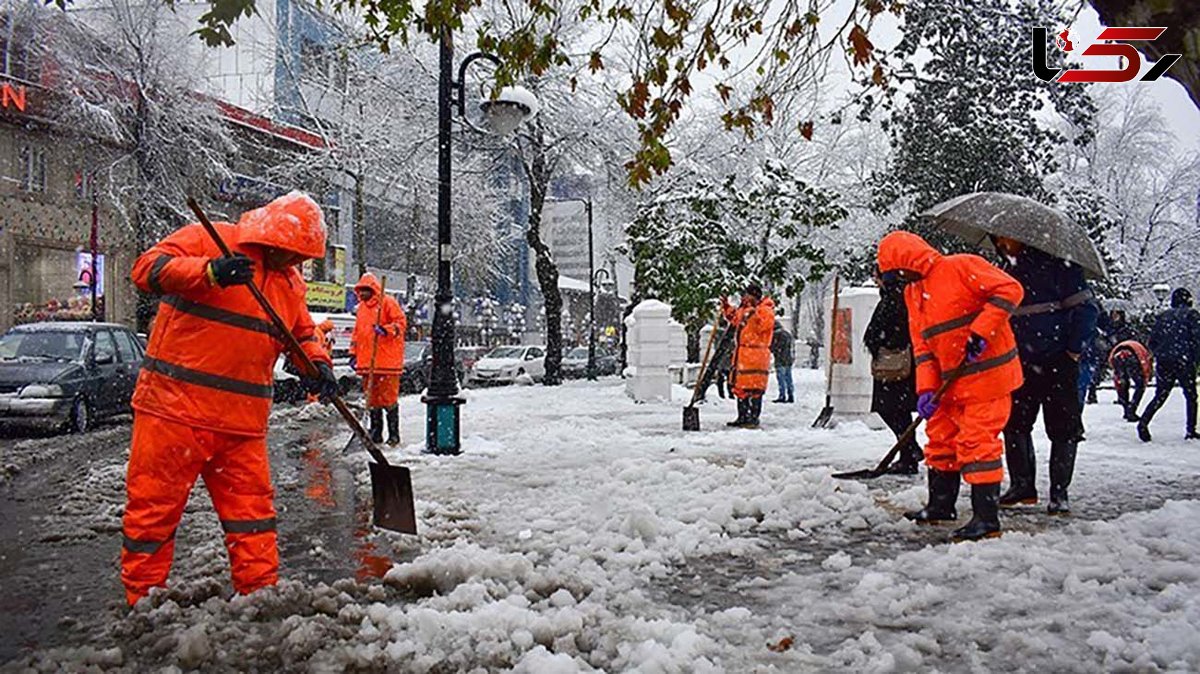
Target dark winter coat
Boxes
[770,322,795,367]
[1148,306,1200,370]
[1002,246,1099,365]
[864,283,917,415]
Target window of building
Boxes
[18,145,46,193]
[11,243,105,324]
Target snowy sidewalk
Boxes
[11,371,1200,672]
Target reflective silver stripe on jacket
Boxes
[220,518,277,534]
[961,459,1003,475]
[142,357,273,399]
[944,348,1018,381]
[1014,289,1094,317]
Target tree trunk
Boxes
[1088,0,1199,110]
[354,172,367,277]
[525,123,563,386]
[686,325,700,362]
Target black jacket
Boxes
[770,322,795,367]
[865,284,917,414]
[1002,246,1099,364]
[1149,306,1200,369]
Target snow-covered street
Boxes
[3,370,1199,671]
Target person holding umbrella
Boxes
[877,231,1024,541]
[991,236,1098,516]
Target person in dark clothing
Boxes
[1078,307,1111,406]
[1110,339,1151,422]
[994,237,1099,516]
[771,317,795,403]
[864,276,923,474]
[1137,288,1200,442]
[714,336,733,399]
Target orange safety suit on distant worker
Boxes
[723,297,777,399]
[121,193,331,606]
[350,273,406,445]
[877,231,1025,486]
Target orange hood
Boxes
[877,231,942,278]
[237,192,326,260]
[354,273,382,300]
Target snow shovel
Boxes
[187,198,417,535]
[812,275,841,428]
[683,313,723,431]
[831,361,958,481]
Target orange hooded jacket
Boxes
[877,231,1024,403]
[130,193,331,437]
[350,273,406,376]
[723,296,776,398]
[1109,339,1153,382]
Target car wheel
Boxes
[69,397,91,434]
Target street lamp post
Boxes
[589,267,611,379]
[424,27,538,455]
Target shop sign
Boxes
[306,281,345,310]
[1,83,27,112]
[332,246,346,284]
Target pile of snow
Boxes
[11,375,1200,670]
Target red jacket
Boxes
[350,273,406,376]
[878,231,1024,403]
[131,194,330,437]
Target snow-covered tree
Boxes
[1056,86,1200,302]
[35,0,238,329]
[872,0,1096,245]
[625,161,845,353]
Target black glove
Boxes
[209,254,254,287]
[348,355,357,370]
[301,361,339,403]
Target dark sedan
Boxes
[0,322,143,433]
[562,346,619,378]
[401,341,465,394]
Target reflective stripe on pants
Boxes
[923,394,1011,485]
[121,414,278,605]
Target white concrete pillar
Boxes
[625,299,674,402]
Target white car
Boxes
[468,345,545,385]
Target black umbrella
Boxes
[921,192,1108,280]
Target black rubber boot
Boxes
[385,404,401,446]
[1047,440,1077,515]
[999,433,1038,507]
[1137,421,1152,443]
[744,397,763,428]
[904,469,960,523]
[727,399,748,427]
[1187,398,1198,440]
[952,483,1002,541]
[369,408,384,444]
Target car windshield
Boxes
[486,347,524,359]
[567,347,588,359]
[0,330,88,363]
[404,343,428,361]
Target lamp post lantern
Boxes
[424,27,538,455]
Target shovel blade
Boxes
[369,461,417,535]
[811,406,834,428]
[682,406,700,431]
[831,468,886,480]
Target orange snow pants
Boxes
[121,414,278,605]
[363,373,400,408]
[923,395,1010,485]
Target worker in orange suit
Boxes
[721,282,776,429]
[877,231,1025,541]
[349,273,406,446]
[121,192,337,606]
